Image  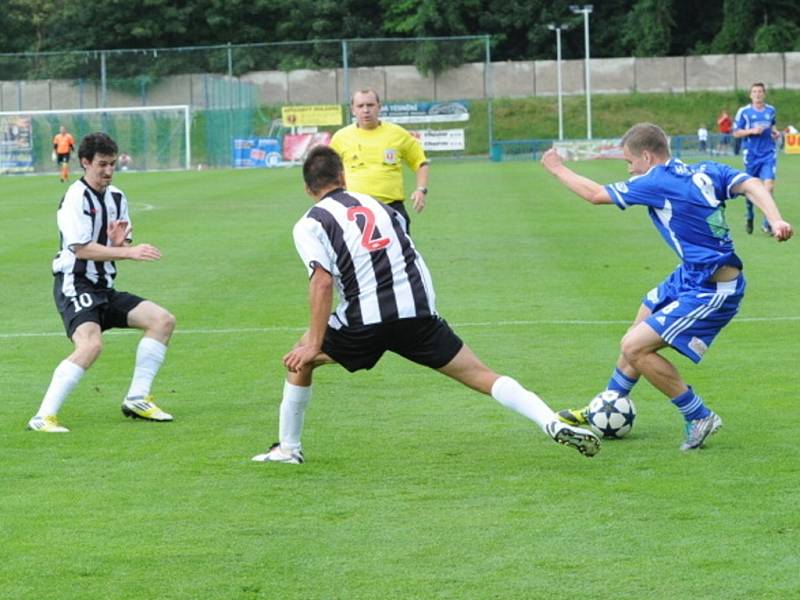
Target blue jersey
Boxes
[734,103,777,165]
[605,159,751,285]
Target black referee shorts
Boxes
[54,274,145,338]
[322,316,464,373]
[386,200,411,233]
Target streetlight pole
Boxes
[570,4,593,139]
[547,24,569,141]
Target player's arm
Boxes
[72,241,161,261]
[733,178,793,241]
[283,265,333,373]
[733,126,764,138]
[541,148,613,205]
[733,117,762,138]
[410,162,429,212]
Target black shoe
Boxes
[745,218,754,234]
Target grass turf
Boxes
[1,155,798,599]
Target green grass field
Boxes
[1,154,799,599]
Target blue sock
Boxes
[607,367,639,396]
[671,387,711,422]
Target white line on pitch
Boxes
[1,316,798,339]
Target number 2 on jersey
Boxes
[347,206,391,252]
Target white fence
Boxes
[2,52,798,111]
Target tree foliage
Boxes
[1,0,799,77]
[623,0,675,57]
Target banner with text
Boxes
[410,129,465,152]
[553,139,624,160]
[232,138,282,168]
[282,105,343,128]
[785,133,800,154]
[379,101,469,124]
[283,132,332,162]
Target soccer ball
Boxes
[586,390,636,439]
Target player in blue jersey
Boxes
[733,82,781,235]
[541,123,793,451]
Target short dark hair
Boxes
[620,123,670,158]
[751,82,766,92]
[351,88,381,105]
[303,146,344,194]
[78,132,118,162]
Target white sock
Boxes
[37,360,85,417]
[279,381,312,451]
[491,375,556,433]
[126,337,167,399]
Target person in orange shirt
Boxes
[53,125,75,182]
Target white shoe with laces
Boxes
[121,395,173,422]
[27,415,69,433]
[546,421,601,457]
[252,442,304,464]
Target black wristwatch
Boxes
[416,186,428,194]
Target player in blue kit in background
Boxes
[541,123,793,451]
[734,82,781,235]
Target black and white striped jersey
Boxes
[293,188,437,329]
[52,177,132,293]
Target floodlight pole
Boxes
[570,4,593,140]
[547,24,569,141]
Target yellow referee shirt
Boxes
[329,121,427,204]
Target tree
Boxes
[753,22,800,53]
[709,0,758,54]
[623,0,675,57]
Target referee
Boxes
[330,89,429,232]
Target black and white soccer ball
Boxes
[586,390,636,439]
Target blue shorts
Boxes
[744,158,777,181]
[642,266,746,364]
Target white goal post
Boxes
[0,104,191,174]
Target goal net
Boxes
[0,105,190,175]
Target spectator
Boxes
[716,111,733,155]
[697,125,709,153]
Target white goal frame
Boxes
[0,104,191,170]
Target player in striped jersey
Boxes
[28,132,176,433]
[542,123,793,451]
[252,146,600,463]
